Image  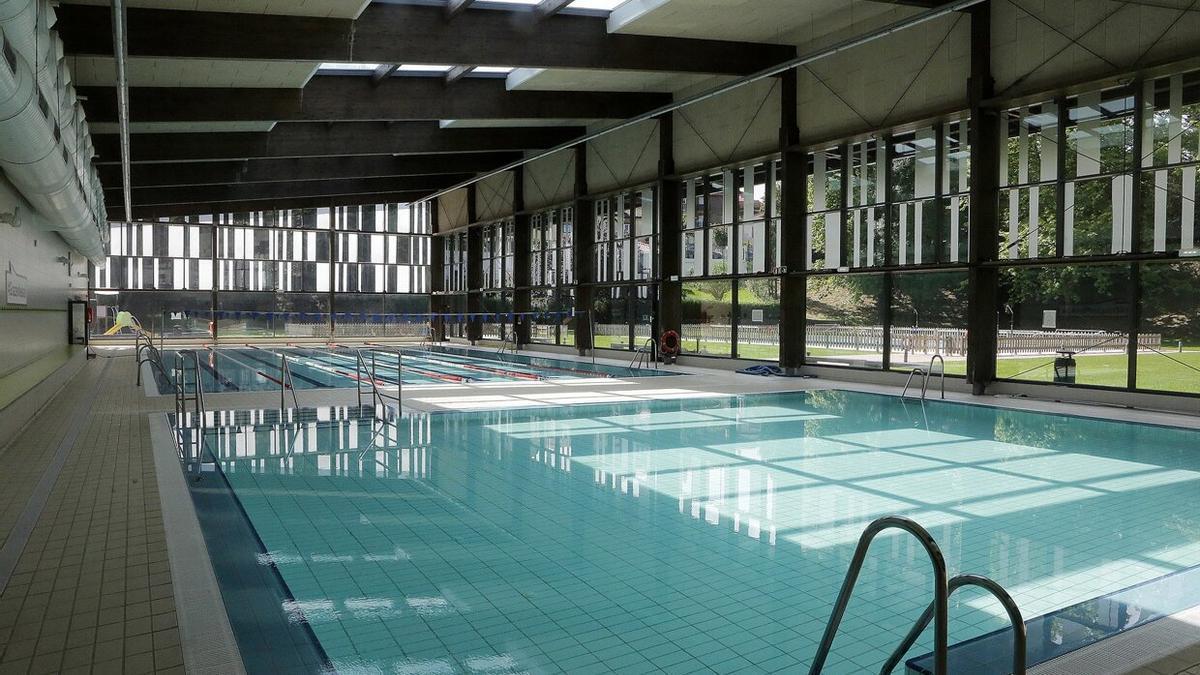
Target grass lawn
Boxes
[940,351,1200,393]
[576,332,1200,392]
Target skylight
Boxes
[317,62,380,71]
[567,0,624,10]
[397,64,455,72]
[473,66,514,75]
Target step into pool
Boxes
[176,391,1200,673]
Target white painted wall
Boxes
[0,176,87,378]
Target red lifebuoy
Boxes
[660,330,680,356]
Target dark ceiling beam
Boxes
[445,65,475,84]
[96,152,519,188]
[534,0,573,20]
[112,175,467,207]
[445,0,476,19]
[371,63,399,83]
[90,122,584,163]
[55,3,795,76]
[121,191,434,219]
[75,77,669,123]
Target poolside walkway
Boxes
[0,354,183,675]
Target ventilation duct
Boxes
[0,0,108,266]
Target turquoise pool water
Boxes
[186,391,1200,673]
[153,344,672,393]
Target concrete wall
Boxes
[436,188,470,233]
[587,118,660,194]
[796,11,970,145]
[674,77,781,174]
[0,176,86,379]
[992,0,1200,101]
[524,148,576,211]
[476,170,515,222]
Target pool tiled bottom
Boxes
[194,391,1200,673]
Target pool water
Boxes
[153,345,673,393]
[186,391,1200,673]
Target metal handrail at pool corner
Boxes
[879,573,1026,675]
[630,337,658,370]
[279,353,300,412]
[809,515,1025,675]
[901,354,945,400]
[173,349,206,460]
[356,347,403,410]
[808,516,949,675]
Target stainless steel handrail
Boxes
[901,367,927,398]
[629,338,658,370]
[356,347,403,409]
[880,573,1026,675]
[808,516,949,675]
[925,354,946,400]
[279,353,300,411]
[173,349,206,461]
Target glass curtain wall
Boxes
[680,159,781,360]
[481,219,514,340]
[592,187,657,351]
[91,202,432,340]
[529,205,576,346]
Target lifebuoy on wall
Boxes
[660,330,680,356]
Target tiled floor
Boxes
[0,354,183,675]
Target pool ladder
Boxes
[901,354,945,400]
[278,353,300,412]
[356,347,403,410]
[629,338,658,370]
[809,516,1026,675]
[497,334,518,356]
[172,349,206,460]
[135,330,169,386]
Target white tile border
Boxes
[149,413,246,675]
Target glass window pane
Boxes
[737,278,779,361]
[682,280,733,357]
[805,274,884,369]
[996,264,1130,386]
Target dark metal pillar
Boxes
[966,2,1000,394]
[512,166,532,346]
[572,144,594,355]
[466,185,482,343]
[429,204,447,341]
[778,68,806,372]
[656,112,681,344]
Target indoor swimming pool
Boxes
[149,344,672,393]
[178,391,1200,673]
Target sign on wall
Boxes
[6,261,27,305]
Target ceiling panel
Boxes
[66,56,319,88]
[59,0,369,18]
[506,67,723,93]
[88,121,278,134]
[608,0,906,45]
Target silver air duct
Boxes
[0,0,108,265]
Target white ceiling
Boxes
[66,56,319,88]
[608,0,908,47]
[59,0,370,18]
